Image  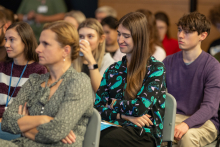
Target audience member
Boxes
[208,4,220,56]
[0,8,15,26]
[0,11,8,62]
[64,10,86,29]
[95,12,166,147]
[101,16,125,61]
[73,18,115,92]
[0,21,94,146]
[17,0,67,41]
[155,12,181,56]
[137,9,166,61]
[0,22,47,140]
[95,6,117,23]
[163,12,220,147]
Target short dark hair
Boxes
[5,22,38,62]
[177,12,211,35]
[209,4,220,27]
[101,16,118,30]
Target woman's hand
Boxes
[61,130,76,144]
[79,40,96,65]
[18,102,29,116]
[122,114,153,128]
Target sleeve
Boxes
[99,53,116,76]
[17,0,28,14]
[52,0,67,13]
[35,74,94,144]
[94,66,118,121]
[112,62,166,117]
[1,74,39,134]
[184,65,220,128]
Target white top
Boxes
[152,46,166,62]
[113,48,126,62]
[100,53,116,76]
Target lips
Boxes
[6,50,12,52]
[178,41,184,44]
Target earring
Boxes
[63,58,65,62]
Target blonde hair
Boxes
[43,21,80,61]
[73,18,105,72]
[95,6,117,18]
[65,10,86,25]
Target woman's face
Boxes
[78,27,100,51]
[103,24,118,47]
[117,24,134,54]
[36,29,65,66]
[4,28,25,60]
[156,19,168,41]
[64,16,79,29]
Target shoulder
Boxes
[28,62,47,74]
[102,53,115,64]
[148,57,166,77]
[163,51,181,65]
[203,51,220,68]
[149,56,165,68]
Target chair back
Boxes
[83,108,101,147]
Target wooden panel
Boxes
[98,0,220,52]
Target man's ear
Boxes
[99,34,106,43]
[199,32,208,41]
[63,45,71,58]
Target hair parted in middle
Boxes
[118,12,150,100]
[43,20,80,61]
[177,12,211,36]
[5,22,39,62]
[73,18,105,72]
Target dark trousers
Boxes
[100,126,156,147]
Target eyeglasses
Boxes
[0,24,5,29]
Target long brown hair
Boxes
[119,12,150,100]
[137,9,163,56]
[73,18,105,72]
[5,22,38,62]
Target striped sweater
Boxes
[0,61,47,117]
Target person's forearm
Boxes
[23,128,38,141]
[89,69,102,92]
[42,13,65,22]
[17,115,49,132]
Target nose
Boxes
[35,44,42,54]
[4,39,10,48]
[178,30,184,38]
[117,35,124,44]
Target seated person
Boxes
[0,22,47,140]
[163,12,220,147]
[95,12,166,147]
[208,4,220,56]
[95,6,117,23]
[0,21,94,147]
[155,11,181,56]
[0,10,8,62]
[101,16,125,61]
[137,9,166,61]
[73,18,115,92]
[64,10,86,29]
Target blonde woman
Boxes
[0,21,94,147]
[73,18,115,92]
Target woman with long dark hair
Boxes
[95,12,166,147]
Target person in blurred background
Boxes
[73,18,115,92]
[137,9,166,61]
[101,16,125,61]
[208,4,220,56]
[0,10,9,62]
[0,8,15,26]
[17,0,67,41]
[64,10,86,29]
[95,6,117,23]
[155,11,180,56]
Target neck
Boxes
[47,61,71,82]
[13,55,28,65]
[106,42,119,53]
[182,43,202,63]
[126,53,132,67]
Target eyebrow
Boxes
[117,31,131,36]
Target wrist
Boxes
[87,58,97,66]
